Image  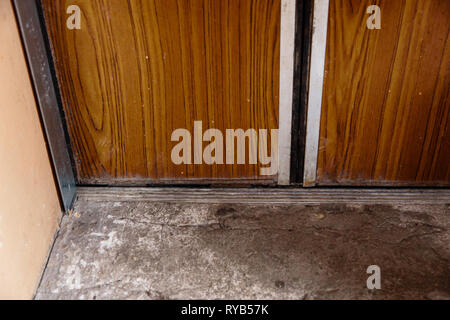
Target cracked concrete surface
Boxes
[36,199,450,300]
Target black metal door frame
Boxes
[13,0,76,212]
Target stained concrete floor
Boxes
[36,190,450,300]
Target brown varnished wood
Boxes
[318,0,450,185]
[41,0,280,184]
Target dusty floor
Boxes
[36,189,450,300]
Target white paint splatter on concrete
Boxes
[65,265,81,290]
[99,231,122,254]
[90,232,105,237]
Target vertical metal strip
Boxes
[303,0,330,187]
[13,0,76,211]
[278,0,297,185]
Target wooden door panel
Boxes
[41,0,280,184]
[318,0,450,185]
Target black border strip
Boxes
[290,0,314,184]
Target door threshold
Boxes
[76,187,450,205]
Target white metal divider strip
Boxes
[303,0,330,187]
[278,0,297,185]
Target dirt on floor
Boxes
[36,199,450,300]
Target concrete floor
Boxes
[36,189,450,300]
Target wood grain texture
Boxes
[41,0,280,184]
[318,0,450,186]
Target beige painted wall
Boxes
[0,0,62,299]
